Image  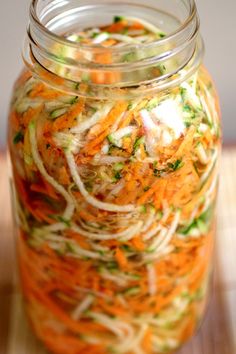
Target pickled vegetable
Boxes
[9,16,221,354]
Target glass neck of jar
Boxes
[23,0,204,99]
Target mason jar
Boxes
[8,0,221,353]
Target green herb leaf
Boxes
[91,31,100,38]
[70,96,79,104]
[113,162,124,171]
[167,159,184,171]
[140,205,147,213]
[133,136,145,152]
[113,172,122,181]
[113,16,124,23]
[49,107,67,119]
[143,186,150,192]
[107,134,116,145]
[121,245,133,252]
[154,168,165,177]
[107,262,119,270]
[74,82,80,90]
[127,103,133,110]
[13,131,24,144]
[178,205,214,236]
[66,242,76,253]
[123,286,140,296]
[183,104,192,112]
[180,87,187,102]
[146,98,159,111]
[57,216,71,227]
[157,64,166,75]
[122,27,129,35]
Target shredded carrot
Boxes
[130,21,145,30]
[78,209,100,222]
[30,178,59,200]
[58,166,70,185]
[142,328,153,352]
[88,101,128,138]
[97,298,127,317]
[28,83,45,98]
[42,330,105,354]
[115,248,128,269]
[131,236,145,251]
[52,99,85,131]
[103,20,128,33]
[137,178,167,205]
[65,230,92,250]
[32,204,57,224]
[22,105,43,127]
[102,39,117,47]
[172,125,196,159]
[83,128,110,155]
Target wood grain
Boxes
[0,149,235,354]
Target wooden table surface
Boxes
[0,149,236,354]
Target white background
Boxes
[0,0,235,148]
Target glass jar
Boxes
[8,0,221,353]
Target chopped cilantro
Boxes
[123,286,140,296]
[143,186,150,192]
[113,172,122,181]
[146,97,159,111]
[140,205,147,213]
[66,242,76,253]
[133,136,145,152]
[167,159,184,171]
[57,216,71,227]
[13,131,24,144]
[55,248,65,257]
[50,107,67,119]
[98,250,105,256]
[154,168,165,177]
[122,52,136,62]
[121,245,133,252]
[81,73,90,83]
[183,104,192,112]
[113,162,124,171]
[154,159,184,177]
[113,16,124,23]
[122,27,129,35]
[180,87,187,102]
[84,181,93,192]
[74,82,80,90]
[91,32,100,38]
[158,64,166,74]
[107,262,119,270]
[70,96,79,104]
[178,205,214,236]
[184,121,192,128]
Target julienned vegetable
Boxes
[9,14,221,354]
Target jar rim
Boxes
[23,0,204,98]
[30,0,197,54]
